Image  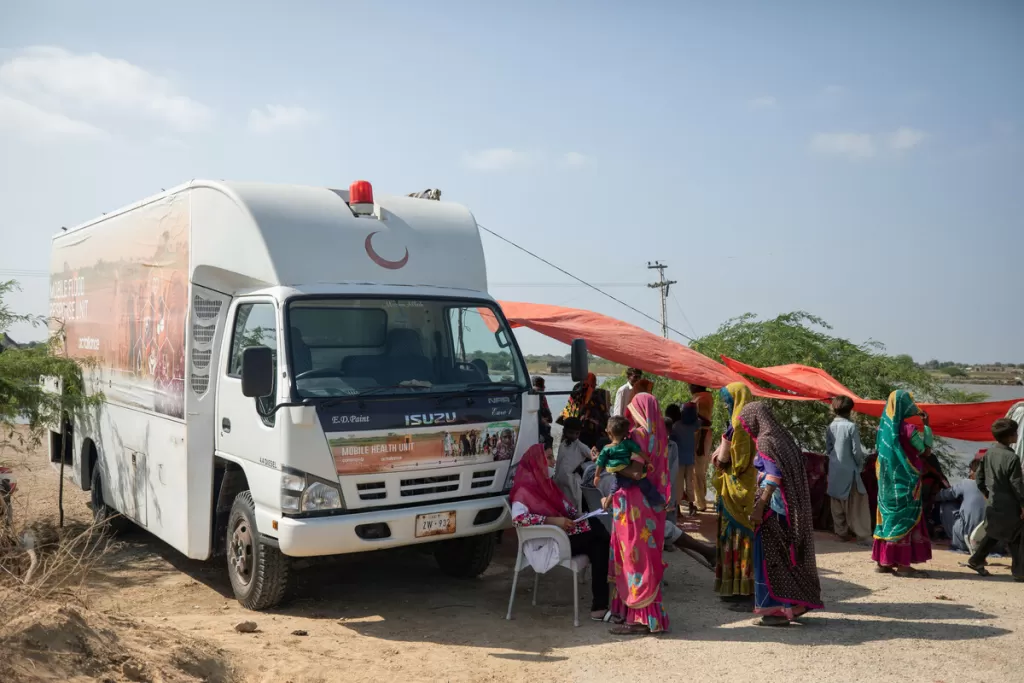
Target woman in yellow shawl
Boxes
[712,382,758,604]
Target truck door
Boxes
[216,299,281,472]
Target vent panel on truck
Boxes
[190,295,223,397]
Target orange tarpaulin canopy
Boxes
[722,356,1018,442]
[494,301,1012,441]
[722,356,861,400]
[496,301,814,401]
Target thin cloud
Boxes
[248,105,320,134]
[810,132,876,159]
[821,85,847,97]
[462,148,532,171]
[810,127,929,160]
[0,46,212,132]
[562,151,592,168]
[0,94,107,141]
[748,95,777,109]
[887,127,928,151]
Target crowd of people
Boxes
[507,370,1024,636]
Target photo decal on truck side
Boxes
[49,194,190,419]
[329,421,520,474]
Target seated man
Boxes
[935,454,991,554]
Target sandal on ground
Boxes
[967,563,991,577]
[892,567,930,579]
[609,623,652,636]
[602,612,625,624]
[591,610,611,622]
[874,564,895,574]
[754,615,791,627]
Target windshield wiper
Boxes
[460,381,521,390]
[435,382,522,405]
[312,383,433,409]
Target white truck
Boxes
[48,180,587,609]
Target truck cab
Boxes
[220,286,537,607]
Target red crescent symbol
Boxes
[364,231,409,270]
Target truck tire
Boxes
[90,466,132,535]
[434,533,496,578]
[226,490,290,610]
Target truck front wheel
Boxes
[226,490,290,610]
[433,533,496,578]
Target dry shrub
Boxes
[0,449,238,682]
[0,497,115,626]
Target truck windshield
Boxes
[285,297,529,398]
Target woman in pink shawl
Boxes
[510,440,611,620]
[607,392,671,635]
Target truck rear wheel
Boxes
[434,533,496,578]
[226,490,291,610]
[90,466,131,535]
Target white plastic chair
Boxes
[505,523,591,627]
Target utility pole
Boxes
[647,261,677,338]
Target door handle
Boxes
[222,418,231,433]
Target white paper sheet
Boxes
[573,509,609,523]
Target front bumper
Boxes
[265,495,511,557]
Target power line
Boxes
[670,291,698,339]
[478,224,694,343]
[0,271,49,279]
[489,282,647,288]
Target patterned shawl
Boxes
[510,443,570,518]
[713,382,758,531]
[560,372,597,421]
[874,390,923,541]
[627,392,671,502]
[739,403,823,610]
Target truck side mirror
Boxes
[241,346,275,398]
[570,338,589,382]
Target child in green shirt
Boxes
[594,416,665,508]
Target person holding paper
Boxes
[509,438,611,621]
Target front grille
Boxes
[400,474,459,497]
[471,469,497,489]
[356,481,386,501]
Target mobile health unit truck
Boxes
[48,180,587,609]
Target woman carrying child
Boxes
[605,392,672,636]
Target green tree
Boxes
[944,366,967,378]
[0,281,99,449]
[603,311,982,475]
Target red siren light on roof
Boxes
[349,180,374,216]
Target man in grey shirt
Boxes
[936,464,988,553]
[825,396,872,542]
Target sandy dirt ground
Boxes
[5,441,1024,683]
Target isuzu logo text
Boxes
[405,412,457,426]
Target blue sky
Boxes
[1,1,1021,362]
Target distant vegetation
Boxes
[524,353,623,376]
[918,359,1023,385]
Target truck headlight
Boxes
[281,468,344,514]
[300,481,342,511]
